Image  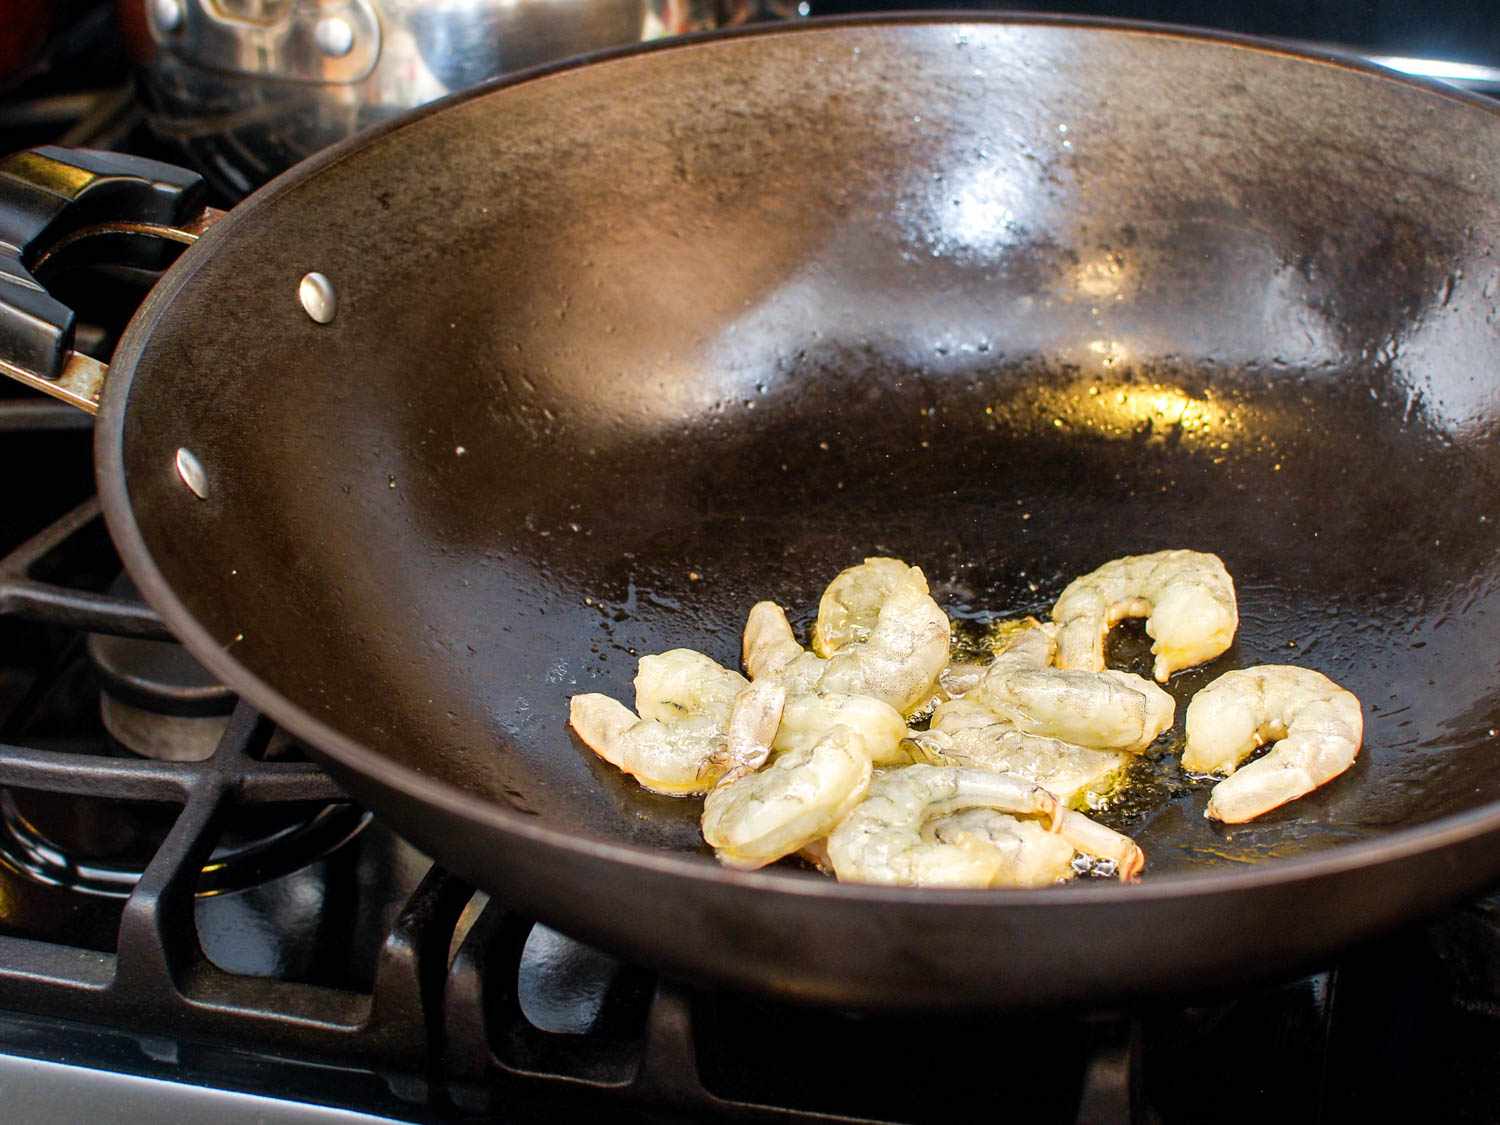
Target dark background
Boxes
[813,0,1500,65]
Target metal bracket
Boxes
[0,147,210,403]
[0,204,223,415]
[0,350,108,414]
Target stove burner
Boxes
[80,573,234,759]
[85,572,234,761]
[0,790,369,899]
[88,628,234,762]
[0,510,369,906]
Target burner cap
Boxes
[86,572,235,718]
[86,575,236,760]
[86,631,235,718]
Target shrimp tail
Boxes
[1052,808,1146,881]
[743,601,804,679]
[568,693,639,768]
[719,681,787,785]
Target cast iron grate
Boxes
[0,397,959,1121]
[439,897,1145,1123]
[0,419,465,1095]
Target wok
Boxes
[5,16,1500,1009]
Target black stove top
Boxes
[5,4,1500,1122]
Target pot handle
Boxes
[0,146,223,414]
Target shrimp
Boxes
[743,601,806,681]
[1183,665,1363,823]
[910,726,1126,808]
[813,557,927,657]
[826,764,1144,887]
[798,837,834,875]
[774,691,910,766]
[958,621,1175,754]
[925,807,1145,885]
[701,600,914,867]
[1051,550,1238,682]
[937,660,988,699]
[932,617,1042,702]
[913,622,1161,800]
[994,620,1058,666]
[1050,808,1146,880]
[972,668,1174,754]
[569,649,773,796]
[826,766,1057,887]
[721,681,789,781]
[925,695,1004,734]
[702,726,872,869]
[921,808,1076,888]
[742,559,950,715]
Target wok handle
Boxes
[0,146,222,414]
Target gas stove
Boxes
[5,5,1500,1123]
[9,504,1500,1125]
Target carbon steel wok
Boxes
[5,16,1500,1009]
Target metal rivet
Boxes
[299,272,336,324]
[151,0,184,33]
[314,16,355,58]
[176,448,208,499]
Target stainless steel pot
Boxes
[121,0,798,196]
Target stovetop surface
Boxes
[6,3,1500,1122]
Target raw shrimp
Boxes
[742,559,950,715]
[921,808,1076,888]
[743,601,806,681]
[972,668,1174,754]
[925,696,1005,734]
[924,807,1145,885]
[569,649,772,796]
[1183,665,1363,823]
[826,764,1144,887]
[936,660,988,699]
[702,726,872,869]
[813,557,926,656]
[774,691,910,766]
[701,686,883,869]
[827,765,1056,886]
[933,617,1041,701]
[987,619,1058,669]
[721,681,789,782]
[1052,550,1238,682]
[954,621,1175,754]
[910,725,1126,808]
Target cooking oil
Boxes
[948,613,1043,664]
[1087,739,1194,835]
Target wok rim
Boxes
[95,12,1500,911]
